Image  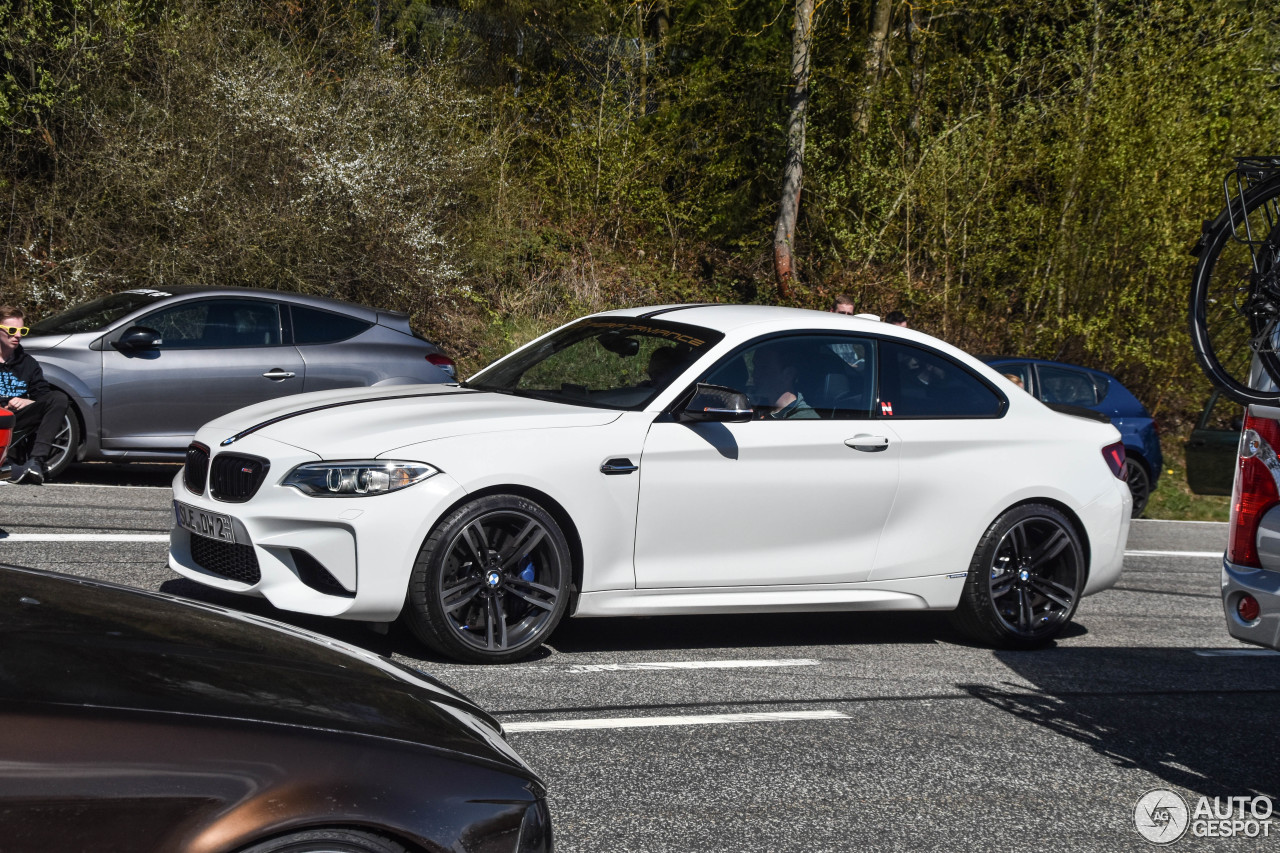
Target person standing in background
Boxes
[831,294,855,315]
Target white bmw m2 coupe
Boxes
[170,305,1131,663]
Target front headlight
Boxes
[283,461,438,497]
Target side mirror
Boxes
[112,326,163,352]
[678,383,753,424]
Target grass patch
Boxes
[1143,428,1230,522]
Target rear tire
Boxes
[1124,458,1150,518]
[41,409,80,480]
[950,503,1085,649]
[404,494,571,664]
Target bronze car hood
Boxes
[0,565,534,777]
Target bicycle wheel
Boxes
[1189,170,1280,405]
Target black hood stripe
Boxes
[220,389,481,447]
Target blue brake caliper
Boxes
[519,555,536,583]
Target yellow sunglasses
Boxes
[0,325,29,337]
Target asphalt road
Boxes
[3,462,1277,852]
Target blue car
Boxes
[981,356,1163,517]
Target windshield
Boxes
[30,289,173,335]
[468,317,723,410]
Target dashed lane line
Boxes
[509,658,820,674]
[1124,549,1222,558]
[503,709,849,733]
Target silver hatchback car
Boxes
[19,287,454,478]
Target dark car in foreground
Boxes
[0,564,552,853]
[981,356,1163,517]
[15,287,455,480]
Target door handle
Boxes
[600,457,638,475]
[845,434,890,452]
[262,369,296,381]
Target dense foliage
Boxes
[2,0,1277,420]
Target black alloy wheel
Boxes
[405,494,571,664]
[951,503,1085,649]
[1124,458,1151,518]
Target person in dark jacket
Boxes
[0,305,69,484]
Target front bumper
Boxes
[168,437,467,622]
[1222,559,1280,650]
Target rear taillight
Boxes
[1227,412,1280,568]
[1102,442,1126,479]
[426,353,456,379]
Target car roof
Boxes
[980,354,1120,381]
[597,303,895,335]
[135,285,392,318]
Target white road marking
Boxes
[1124,550,1222,558]
[0,534,169,542]
[1193,649,1280,657]
[39,482,170,490]
[504,709,849,733]
[514,658,821,674]
[1132,519,1229,526]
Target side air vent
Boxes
[291,549,355,598]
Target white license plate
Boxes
[174,500,236,544]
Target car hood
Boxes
[0,565,535,777]
[203,385,623,457]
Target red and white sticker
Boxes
[880,401,894,416]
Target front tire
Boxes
[950,503,1085,649]
[404,494,571,664]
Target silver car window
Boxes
[138,299,283,350]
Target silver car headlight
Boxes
[283,461,438,497]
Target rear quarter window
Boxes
[1036,365,1108,407]
[877,340,1005,418]
[290,305,373,345]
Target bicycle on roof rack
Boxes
[1189,156,1280,405]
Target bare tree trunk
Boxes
[773,0,816,300]
[905,2,926,154]
[650,1,670,45]
[854,0,893,135]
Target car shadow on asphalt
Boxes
[157,575,1014,663]
[59,462,182,488]
[543,610,975,654]
[963,647,1280,800]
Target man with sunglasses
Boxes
[0,305,69,484]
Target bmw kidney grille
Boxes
[210,454,270,503]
